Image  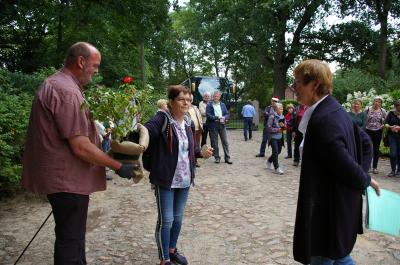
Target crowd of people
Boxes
[21,42,384,265]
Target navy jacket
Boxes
[206,101,229,130]
[293,95,372,264]
[144,111,202,189]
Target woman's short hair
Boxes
[286,103,294,109]
[293,59,333,96]
[167,85,190,101]
[352,99,363,106]
[374,96,383,104]
[156,99,167,108]
[213,90,222,96]
[275,103,283,109]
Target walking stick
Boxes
[14,210,53,265]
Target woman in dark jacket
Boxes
[292,59,380,265]
[144,85,212,265]
[385,100,400,177]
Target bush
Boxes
[342,89,393,111]
[0,90,33,198]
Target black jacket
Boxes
[293,95,372,264]
[144,111,202,188]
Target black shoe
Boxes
[285,156,292,159]
[169,249,188,265]
[225,160,233,164]
[214,158,220,163]
[195,162,201,168]
[255,154,265,157]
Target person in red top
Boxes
[22,42,136,264]
[284,104,295,158]
[293,104,307,166]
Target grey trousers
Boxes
[209,122,230,160]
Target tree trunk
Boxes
[273,62,288,99]
[140,40,146,87]
[378,19,388,79]
[376,0,391,79]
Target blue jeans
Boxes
[259,126,270,155]
[102,138,110,152]
[388,133,400,172]
[243,117,253,140]
[155,186,190,261]
[311,255,354,265]
[268,138,282,169]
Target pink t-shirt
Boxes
[22,68,106,195]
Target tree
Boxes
[339,0,400,78]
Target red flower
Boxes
[123,76,134,84]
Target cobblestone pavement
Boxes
[1,130,400,265]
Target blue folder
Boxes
[366,187,400,237]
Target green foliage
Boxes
[280,99,299,112]
[342,88,393,111]
[333,69,387,103]
[84,78,162,139]
[0,89,33,198]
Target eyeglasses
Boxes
[292,79,304,90]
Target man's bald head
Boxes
[65,42,100,66]
[64,42,101,87]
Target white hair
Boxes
[275,103,283,109]
[203,91,211,97]
[213,90,221,96]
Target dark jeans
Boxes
[201,123,209,146]
[209,123,230,160]
[47,192,89,265]
[268,138,283,169]
[243,117,253,140]
[311,255,354,265]
[102,138,110,152]
[366,129,383,169]
[154,186,190,261]
[259,126,270,155]
[293,130,303,162]
[286,130,293,157]
[388,133,400,172]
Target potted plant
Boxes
[82,76,151,183]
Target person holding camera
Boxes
[266,102,286,175]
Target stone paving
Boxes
[1,130,400,265]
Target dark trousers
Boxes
[243,117,253,140]
[47,192,89,265]
[201,123,209,146]
[388,134,400,172]
[259,126,270,155]
[286,130,293,157]
[268,138,283,169]
[293,130,303,162]
[366,129,383,169]
[209,123,230,160]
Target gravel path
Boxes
[1,130,399,265]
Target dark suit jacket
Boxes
[293,95,372,264]
[206,101,229,130]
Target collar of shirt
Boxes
[61,67,84,92]
[298,95,329,136]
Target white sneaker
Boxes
[273,167,284,175]
[266,161,274,170]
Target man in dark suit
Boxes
[206,90,232,164]
[291,59,381,265]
